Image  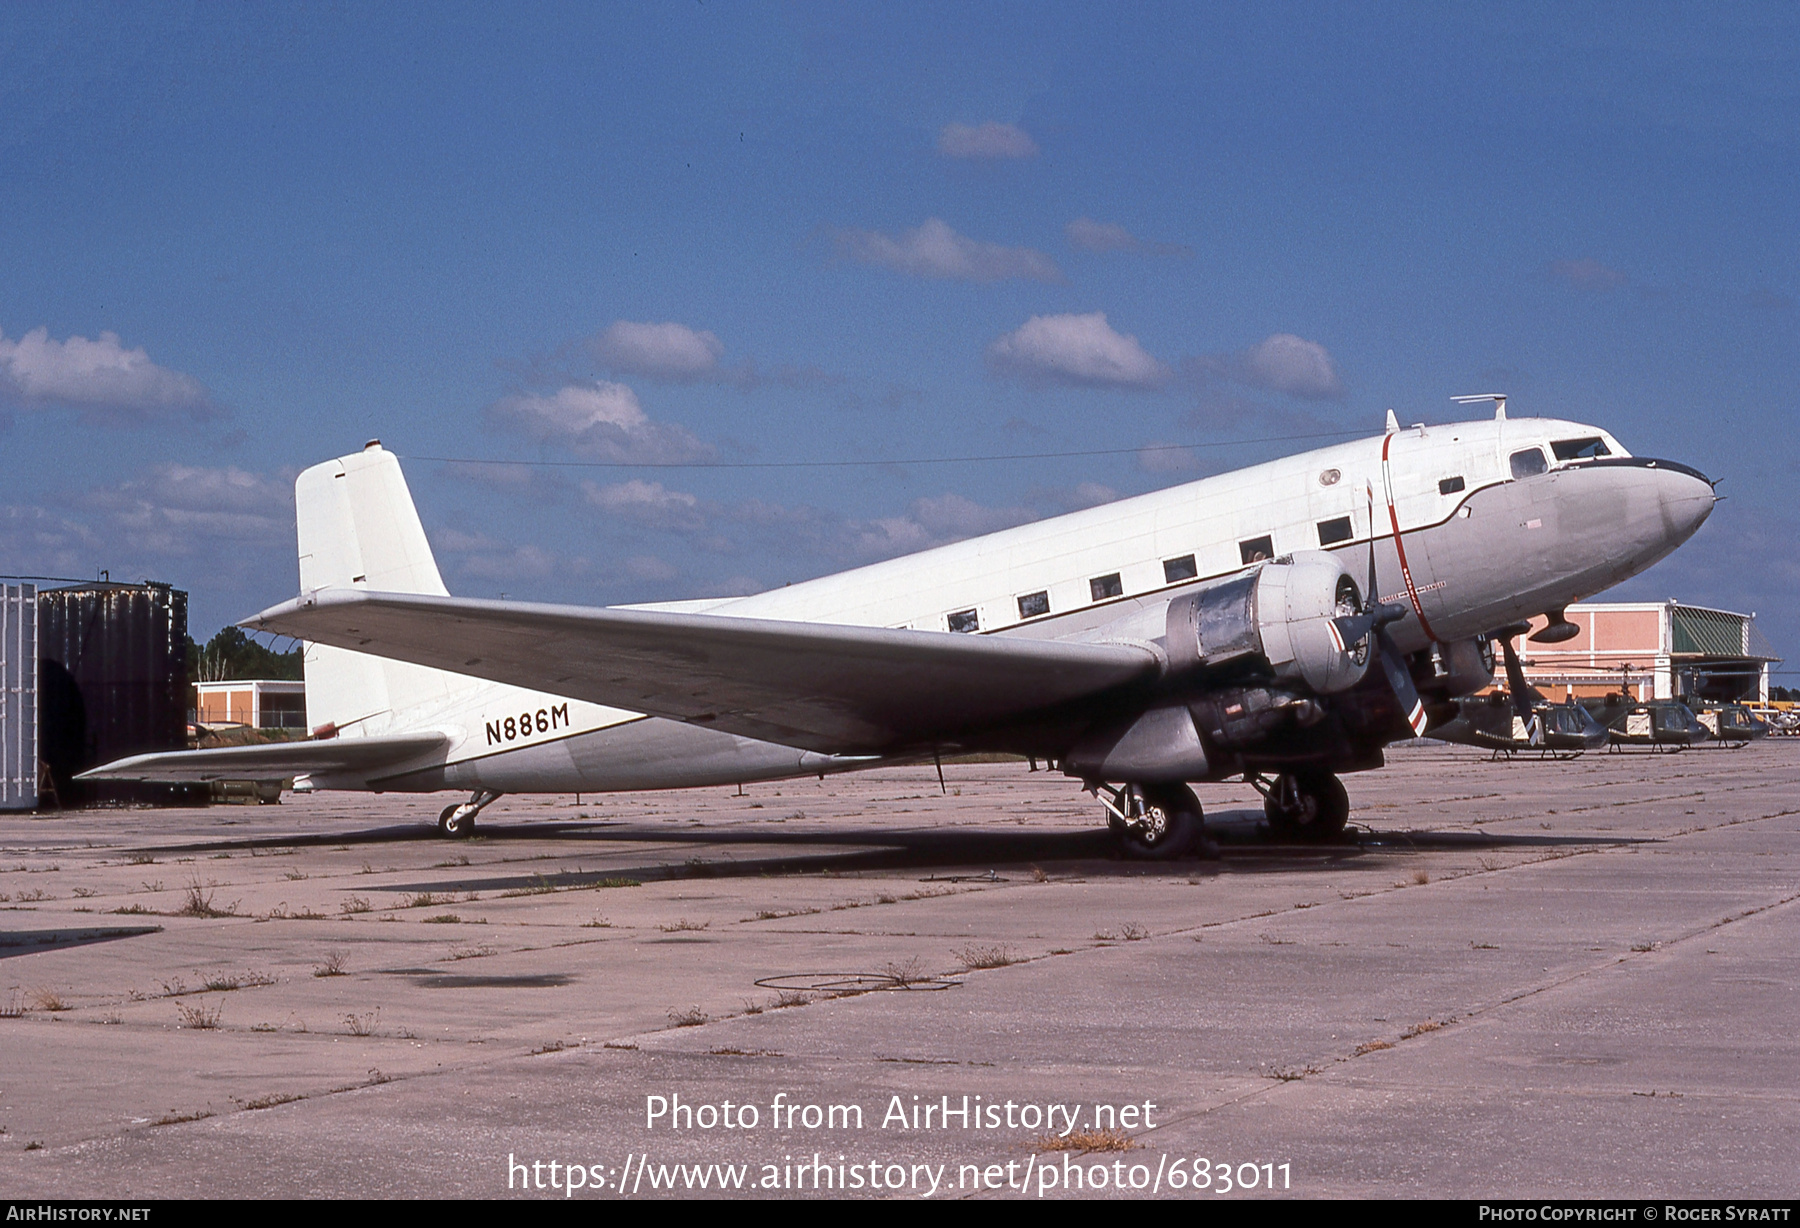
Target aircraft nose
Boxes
[1648,460,1716,545]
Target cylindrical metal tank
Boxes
[37,581,197,806]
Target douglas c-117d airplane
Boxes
[83,397,1717,857]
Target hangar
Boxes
[1508,600,1779,703]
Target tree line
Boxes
[187,627,303,684]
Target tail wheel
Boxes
[1114,783,1203,860]
[1264,771,1349,842]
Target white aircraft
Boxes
[84,400,1716,857]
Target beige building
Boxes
[193,679,307,730]
[1506,601,1778,703]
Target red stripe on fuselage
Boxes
[1381,432,1439,643]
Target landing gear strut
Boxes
[1093,782,1212,860]
[1255,770,1349,842]
[438,790,501,838]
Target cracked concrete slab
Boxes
[0,743,1794,1197]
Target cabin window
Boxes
[1315,517,1353,547]
[1439,475,1465,495]
[947,609,979,634]
[1016,591,1050,619]
[1089,573,1123,601]
[1239,535,1274,565]
[1552,437,1610,461]
[1162,554,1198,583]
[1509,448,1548,479]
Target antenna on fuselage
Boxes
[1451,393,1507,420]
[1384,408,1400,433]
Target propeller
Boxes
[1492,620,1542,745]
[1332,483,1428,737]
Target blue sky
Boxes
[2,3,1795,671]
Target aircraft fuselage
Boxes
[352,415,1714,794]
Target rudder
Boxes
[294,442,462,736]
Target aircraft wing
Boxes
[247,589,1162,754]
[76,732,449,784]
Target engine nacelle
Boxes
[1164,551,1369,695]
[1434,637,1496,698]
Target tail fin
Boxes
[297,441,448,597]
[294,442,464,736]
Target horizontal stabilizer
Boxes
[246,588,1161,754]
[76,732,449,784]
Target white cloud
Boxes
[456,544,559,582]
[623,554,679,583]
[937,121,1038,160]
[835,218,1061,284]
[1239,334,1344,400]
[0,327,217,421]
[82,464,292,555]
[485,383,714,464]
[590,321,724,381]
[1065,217,1139,252]
[1187,333,1344,401]
[0,504,102,576]
[1136,443,1199,474]
[1065,217,1193,258]
[1549,258,1629,292]
[845,493,1036,559]
[582,479,705,532]
[986,312,1170,389]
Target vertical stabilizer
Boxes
[297,442,448,597]
[294,443,462,736]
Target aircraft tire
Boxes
[438,805,477,838]
[1114,783,1203,860]
[1264,771,1349,842]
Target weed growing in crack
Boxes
[880,957,930,986]
[177,880,237,918]
[1034,1129,1139,1153]
[177,1000,222,1029]
[953,944,1018,970]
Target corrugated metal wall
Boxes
[37,582,193,806]
[0,584,36,810]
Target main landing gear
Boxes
[1251,770,1350,842]
[1092,782,1217,860]
[437,790,502,838]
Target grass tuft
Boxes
[954,944,1018,970]
[1035,1128,1140,1153]
[30,988,71,1012]
[177,1000,222,1030]
[177,879,237,918]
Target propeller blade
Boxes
[1376,627,1428,737]
[1493,625,1536,723]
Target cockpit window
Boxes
[1509,448,1548,479]
[1552,437,1611,461]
